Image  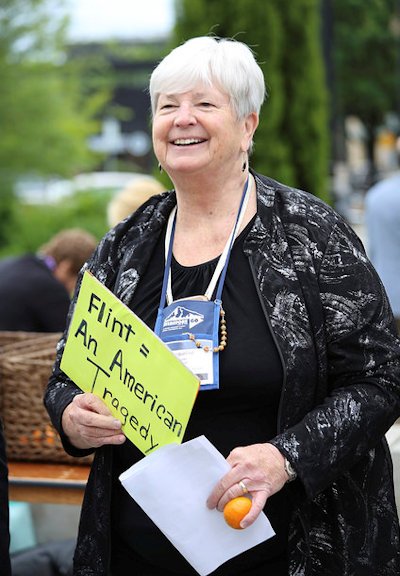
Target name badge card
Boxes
[155,298,221,390]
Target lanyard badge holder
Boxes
[154,177,252,390]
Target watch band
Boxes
[284,457,297,483]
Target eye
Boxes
[199,101,214,108]
[156,103,177,115]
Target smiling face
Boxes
[152,83,257,181]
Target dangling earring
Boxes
[158,162,163,173]
[242,158,247,172]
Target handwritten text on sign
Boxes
[61,271,199,455]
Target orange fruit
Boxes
[223,496,252,529]
[32,429,42,440]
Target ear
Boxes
[241,112,259,152]
[53,259,77,295]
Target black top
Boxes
[111,218,290,574]
[0,254,71,332]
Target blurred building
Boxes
[68,41,166,174]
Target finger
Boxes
[206,472,236,509]
[239,492,267,529]
[76,418,126,444]
[215,478,253,512]
[85,432,126,448]
[100,433,126,446]
[82,424,125,440]
[70,396,122,431]
[216,484,241,512]
[207,471,248,510]
[75,410,122,431]
[74,393,113,417]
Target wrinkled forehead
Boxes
[152,75,231,112]
[157,81,229,101]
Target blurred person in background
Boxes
[0,419,11,576]
[365,146,400,334]
[1,228,96,576]
[0,228,97,332]
[107,176,165,227]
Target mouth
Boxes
[172,138,206,146]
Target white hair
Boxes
[149,36,266,120]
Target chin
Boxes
[168,162,204,175]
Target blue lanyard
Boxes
[157,177,251,313]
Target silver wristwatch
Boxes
[284,457,297,483]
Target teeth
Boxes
[173,138,203,145]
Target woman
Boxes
[45,37,400,575]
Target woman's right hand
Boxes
[62,393,126,450]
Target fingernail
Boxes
[113,419,122,428]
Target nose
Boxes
[174,102,196,127]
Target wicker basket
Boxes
[0,330,60,349]
[0,332,92,465]
[0,332,61,418]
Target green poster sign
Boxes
[61,271,199,455]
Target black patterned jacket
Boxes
[45,172,400,575]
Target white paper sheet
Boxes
[119,435,275,575]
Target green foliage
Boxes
[275,0,330,201]
[105,39,167,63]
[0,60,101,177]
[0,1,106,177]
[173,0,330,201]
[0,0,112,251]
[0,189,112,258]
[0,173,17,250]
[66,44,121,122]
[333,0,398,156]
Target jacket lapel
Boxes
[244,174,321,432]
[113,193,177,305]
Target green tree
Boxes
[0,0,109,247]
[173,0,330,201]
[333,0,398,176]
[0,188,112,258]
[274,0,329,200]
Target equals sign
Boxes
[140,344,150,358]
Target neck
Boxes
[174,170,250,227]
[171,171,256,266]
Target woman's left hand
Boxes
[206,443,288,528]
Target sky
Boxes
[64,0,175,42]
